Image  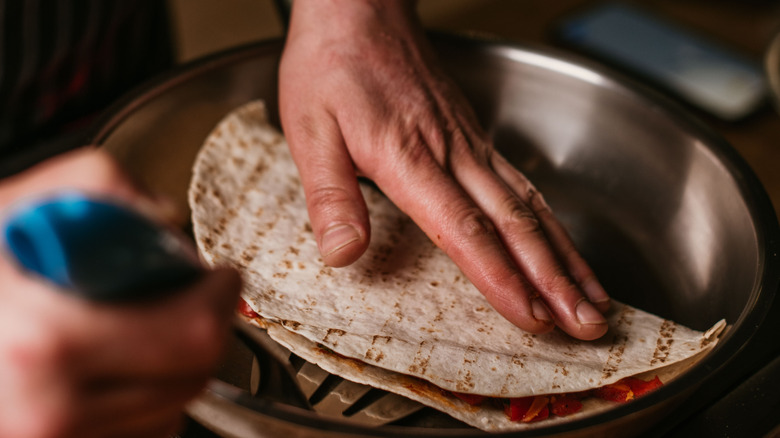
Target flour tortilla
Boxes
[189,101,725,430]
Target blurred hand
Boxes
[279,0,610,340]
[0,148,242,438]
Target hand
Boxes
[279,0,610,340]
[0,148,242,438]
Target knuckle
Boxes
[526,188,552,214]
[501,199,542,235]
[537,271,576,297]
[307,185,355,212]
[451,208,496,241]
[396,133,439,169]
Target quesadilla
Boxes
[189,101,725,431]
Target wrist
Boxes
[288,0,420,40]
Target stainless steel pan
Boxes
[91,35,780,437]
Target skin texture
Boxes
[0,148,242,438]
[279,0,611,341]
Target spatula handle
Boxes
[1,192,202,302]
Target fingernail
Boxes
[531,298,552,322]
[583,279,610,304]
[321,224,360,257]
[576,299,607,325]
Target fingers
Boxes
[451,150,608,340]
[280,107,371,267]
[491,154,610,312]
[74,268,242,379]
[0,265,241,438]
[367,134,555,335]
[0,147,181,226]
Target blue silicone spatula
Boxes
[1,192,202,301]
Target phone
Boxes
[554,3,768,121]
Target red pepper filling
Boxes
[238,298,259,318]
[449,375,662,422]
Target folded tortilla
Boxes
[189,101,725,431]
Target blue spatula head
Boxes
[1,192,202,302]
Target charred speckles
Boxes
[364,336,392,363]
[323,328,347,347]
[651,320,677,365]
[408,340,435,376]
[275,187,299,207]
[281,260,293,270]
[500,373,520,397]
[245,160,269,187]
[231,156,246,167]
[601,334,628,380]
[288,246,300,256]
[316,267,334,280]
[304,223,313,233]
[462,346,479,365]
[511,353,527,369]
[281,319,301,330]
[372,335,392,345]
[521,333,536,348]
[210,187,227,207]
[554,362,570,377]
[210,217,228,239]
[239,244,260,264]
[455,370,475,392]
[202,236,215,251]
[364,348,385,362]
[264,220,276,231]
[600,305,636,380]
[391,300,406,320]
[476,320,494,335]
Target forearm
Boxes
[288,0,421,41]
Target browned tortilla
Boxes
[189,101,725,431]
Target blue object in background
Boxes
[1,192,202,301]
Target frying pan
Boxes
[90,35,780,437]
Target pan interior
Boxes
[95,37,771,436]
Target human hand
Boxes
[0,148,242,438]
[279,0,610,340]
